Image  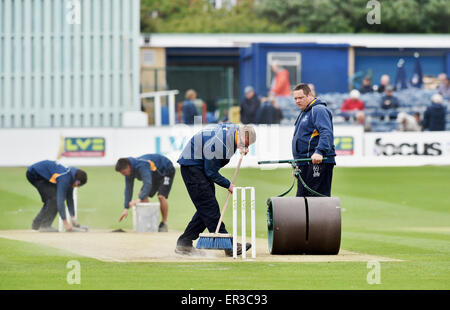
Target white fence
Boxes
[0,125,449,167]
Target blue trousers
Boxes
[26,170,58,229]
[296,163,334,197]
[177,166,228,247]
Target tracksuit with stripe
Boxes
[26,160,78,229]
[123,154,175,209]
[292,98,336,197]
[176,123,239,247]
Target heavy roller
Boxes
[258,158,341,255]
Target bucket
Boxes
[132,202,160,232]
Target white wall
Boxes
[1,125,449,168]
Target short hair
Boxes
[185,89,197,100]
[431,93,443,104]
[239,125,257,146]
[293,83,312,96]
[244,86,254,94]
[115,158,130,172]
[75,169,87,186]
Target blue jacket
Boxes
[182,100,199,124]
[123,154,174,209]
[292,98,336,166]
[178,123,239,189]
[423,103,446,131]
[27,160,77,220]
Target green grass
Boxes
[0,166,449,289]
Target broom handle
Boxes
[214,153,244,234]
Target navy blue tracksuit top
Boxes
[177,123,239,189]
[27,160,78,220]
[123,154,174,209]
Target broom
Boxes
[196,153,244,250]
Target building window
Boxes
[267,52,302,89]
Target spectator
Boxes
[269,60,291,98]
[414,112,422,129]
[359,77,373,94]
[269,60,297,122]
[341,89,365,121]
[380,85,400,110]
[422,93,447,131]
[255,97,283,125]
[182,89,199,125]
[374,74,390,93]
[240,86,261,124]
[356,111,372,132]
[396,112,421,132]
[341,90,365,112]
[437,74,450,98]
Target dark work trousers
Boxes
[296,163,334,197]
[177,166,228,247]
[26,170,58,230]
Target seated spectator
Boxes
[380,85,399,110]
[422,93,447,131]
[374,74,390,93]
[255,97,283,125]
[182,89,199,125]
[414,112,422,129]
[341,90,365,112]
[356,111,372,132]
[437,74,450,98]
[396,112,421,131]
[240,86,261,124]
[341,89,365,121]
[359,77,373,94]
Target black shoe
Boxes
[175,245,206,256]
[224,243,252,257]
[158,222,168,232]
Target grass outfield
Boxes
[0,166,449,290]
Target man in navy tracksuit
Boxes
[175,123,256,256]
[292,83,336,197]
[26,160,88,232]
[115,154,175,232]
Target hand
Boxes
[119,209,129,222]
[311,153,323,164]
[239,147,249,156]
[228,183,234,194]
[71,217,79,227]
[63,219,73,232]
[128,199,141,208]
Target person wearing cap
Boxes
[26,160,88,232]
[380,85,399,110]
[359,77,374,94]
[240,86,261,124]
[175,123,256,256]
[422,93,447,131]
[341,89,365,121]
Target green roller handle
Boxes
[258,158,328,165]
